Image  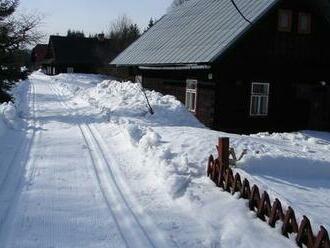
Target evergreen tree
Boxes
[143,17,155,33]
[148,18,154,29]
[67,29,85,38]
[107,15,140,54]
[0,0,42,102]
[168,0,190,11]
[0,0,20,101]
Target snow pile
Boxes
[0,102,23,130]
[44,73,202,128]
[87,80,203,196]
[0,104,8,137]
[0,80,28,135]
[86,80,202,127]
[0,99,24,137]
[122,124,193,196]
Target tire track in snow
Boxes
[47,82,163,248]
[47,82,130,247]
[0,81,40,245]
[88,124,171,247]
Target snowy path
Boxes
[0,78,165,247]
[0,73,298,248]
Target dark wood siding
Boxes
[211,0,330,133]
[141,69,216,128]
[216,0,330,79]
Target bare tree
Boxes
[5,12,44,50]
[107,15,140,54]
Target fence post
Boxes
[217,137,229,169]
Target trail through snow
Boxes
[0,78,167,247]
[0,72,311,247]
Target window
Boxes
[67,67,74,73]
[135,75,143,83]
[298,12,311,34]
[278,9,292,32]
[185,79,197,112]
[250,82,270,116]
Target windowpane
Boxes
[191,92,196,110]
[185,92,190,108]
[135,75,143,83]
[260,96,268,115]
[185,79,197,112]
[187,80,197,90]
[298,13,311,34]
[279,13,289,27]
[278,9,292,32]
[251,96,259,115]
[250,83,269,116]
[252,83,269,95]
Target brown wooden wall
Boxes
[141,70,216,128]
[216,0,330,79]
[211,0,330,133]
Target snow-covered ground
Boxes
[0,71,329,247]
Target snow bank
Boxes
[0,104,8,137]
[0,80,29,136]
[87,80,202,127]
[0,82,27,137]
[0,102,23,130]
[43,73,202,128]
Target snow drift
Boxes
[0,79,29,137]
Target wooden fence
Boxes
[207,137,330,248]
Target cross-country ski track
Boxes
[0,78,168,248]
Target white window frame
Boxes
[185,79,198,113]
[250,82,270,116]
[135,75,143,83]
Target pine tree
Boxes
[0,0,42,102]
[0,0,20,102]
[107,15,140,54]
[67,29,85,38]
[148,18,154,29]
[168,0,190,11]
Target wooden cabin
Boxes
[31,44,48,70]
[111,0,330,133]
[43,34,115,75]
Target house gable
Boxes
[215,0,330,80]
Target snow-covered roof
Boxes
[111,0,279,66]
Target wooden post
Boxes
[216,137,229,169]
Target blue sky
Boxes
[18,0,173,42]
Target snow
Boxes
[0,71,329,247]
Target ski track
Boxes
[47,80,167,248]
[1,79,127,247]
[0,81,39,245]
